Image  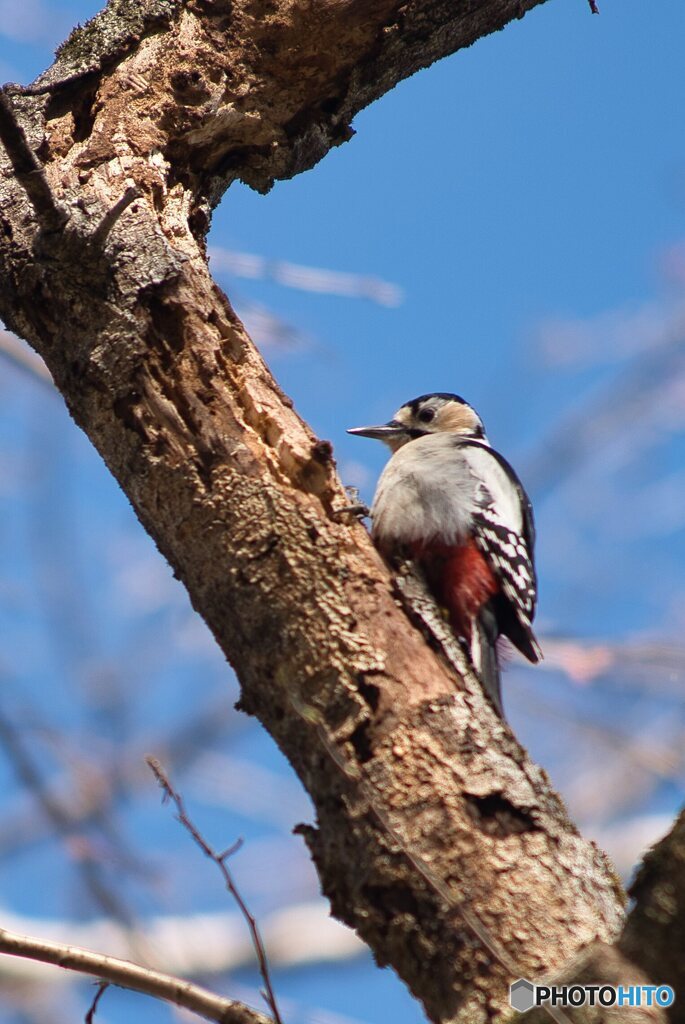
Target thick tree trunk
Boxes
[0,1,672,1021]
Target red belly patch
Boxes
[410,539,499,641]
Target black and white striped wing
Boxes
[473,505,537,623]
[459,441,541,661]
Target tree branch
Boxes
[0,1,632,1021]
[0,90,68,232]
[0,903,362,984]
[619,809,685,1006]
[0,925,272,1024]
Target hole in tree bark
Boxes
[46,83,98,142]
[72,88,98,143]
[357,678,380,712]
[350,718,373,763]
[320,94,343,116]
[464,792,538,837]
[147,293,187,354]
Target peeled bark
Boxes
[0,1,650,1020]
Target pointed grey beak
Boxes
[347,420,407,441]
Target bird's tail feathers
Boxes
[529,632,543,662]
[471,608,503,719]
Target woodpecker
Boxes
[348,392,541,716]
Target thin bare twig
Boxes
[4,70,101,98]
[0,89,68,232]
[146,757,284,1024]
[92,187,141,245]
[85,982,109,1024]
[0,926,271,1024]
[0,902,361,983]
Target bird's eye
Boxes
[418,407,435,424]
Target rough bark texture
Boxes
[522,942,668,1024]
[0,1,668,1021]
[620,810,685,1016]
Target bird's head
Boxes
[348,392,488,452]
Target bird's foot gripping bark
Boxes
[331,486,370,521]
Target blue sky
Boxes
[210,0,685,435]
[2,1,685,1023]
